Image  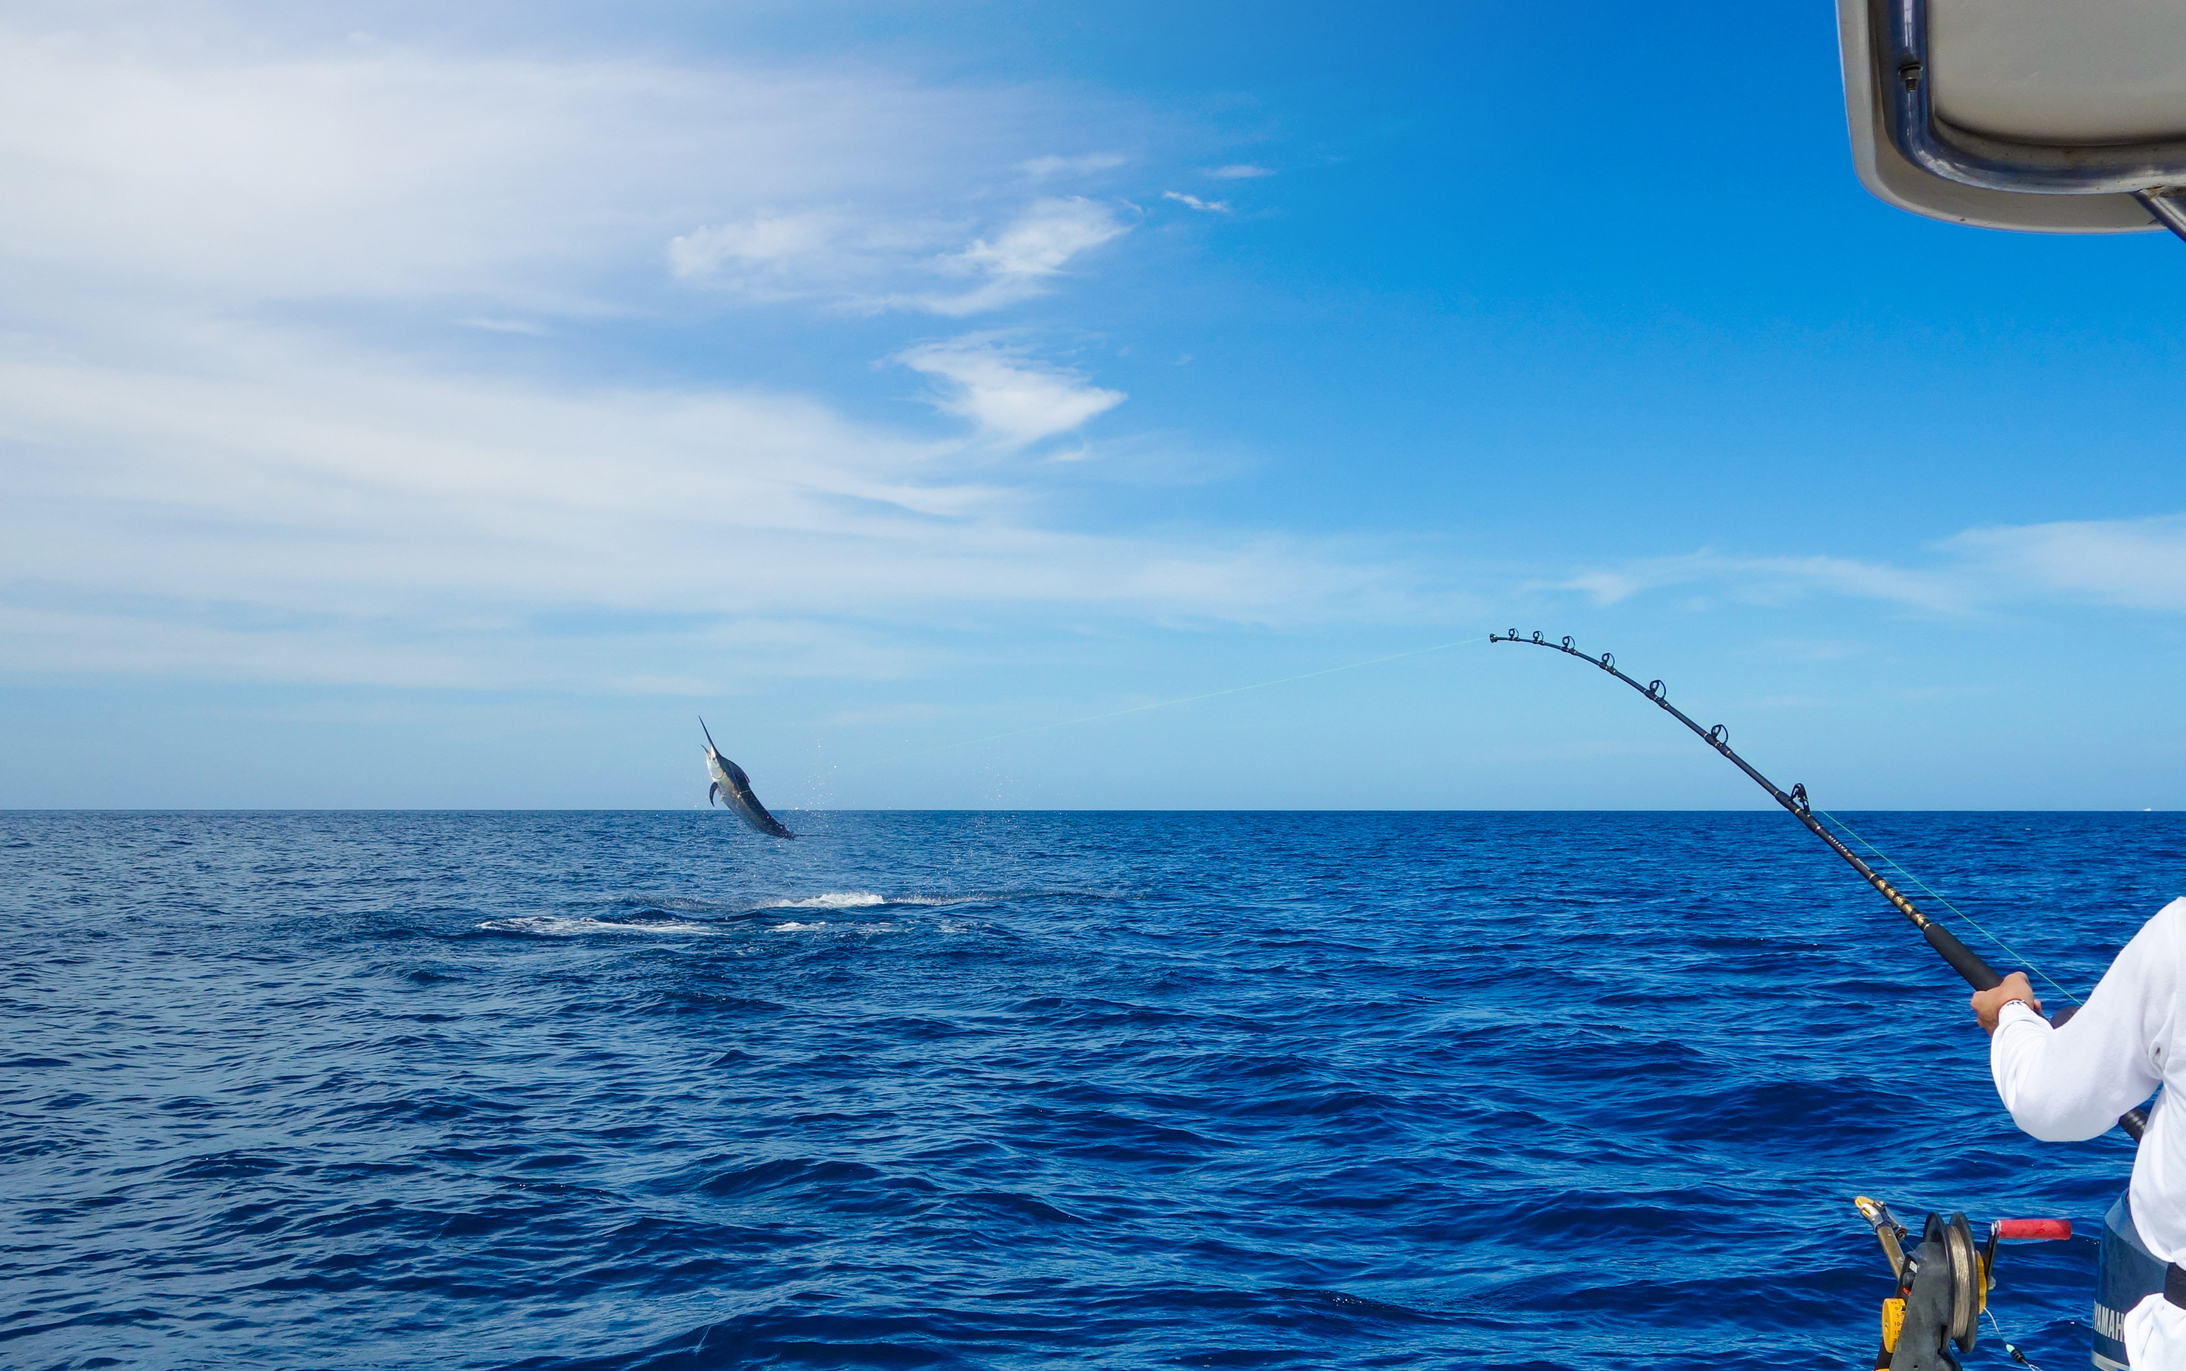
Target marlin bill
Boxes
[699,718,796,839]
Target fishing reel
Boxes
[1853,1195,2070,1371]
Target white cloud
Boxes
[0,13,1140,324]
[1209,164,1273,179]
[0,20,1090,316]
[1554,551,1966,612]
[918,198,1131,315]
[1163,191,1230,213]
[0,323,1434,689]
[1020,152,1128,179]
[666,197,1131,315]
[664,209,977,305]
[896,337,1126,447]
[1943,515,2186,610]
[951,200,1124,277]
[1552,514,2186,616]
[669,212,847,281]
[457,317,549,335]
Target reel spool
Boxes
[1855,1198,1985,1370]
[1931,1211,1985,1356]
[1893,1212,1982,1370]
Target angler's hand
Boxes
[1971,972,2042,1034]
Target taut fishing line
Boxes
[1811,806,2082,1008]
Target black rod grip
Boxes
[1924,923,2002,991]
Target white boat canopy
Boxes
[1838,0,2186,239]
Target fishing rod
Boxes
[1491,630,2147,1141]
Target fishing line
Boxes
[866,635,1490,767]
[1984,1307,2044,1371]
[1811,805,2083,1008]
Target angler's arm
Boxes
[1989,899,2181,1142]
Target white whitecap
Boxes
[478,916,723,937]
[768,891,888,909]
[765,890,997,910]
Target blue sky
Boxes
[6,0,2186,809]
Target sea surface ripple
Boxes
[4,810,2178,1370]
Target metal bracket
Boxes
[2137,188,2186,245]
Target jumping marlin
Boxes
[700,718,796,839]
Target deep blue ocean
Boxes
[5,811,2179,1371]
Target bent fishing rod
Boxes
[1491,630,2148,1141]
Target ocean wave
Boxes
[763,889,998,911]
[473,916,725,938]
[766,891,889,909]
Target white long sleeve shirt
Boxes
[1992,896,2186,1367]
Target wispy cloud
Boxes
[0,322,1436,689]
[0,25,1050,316]
[457,317,550,335]
[1208,164,1273,179]
[668,197,1131,316]
[1020,152,1128,180]
[917,198,1131,315]
[1163,191,1230,213]
[668,211,850,285]
[896,337,1126,447]
[1556,552,1965,612]
[1552,514,2186,616]
[1943,515,2186,611]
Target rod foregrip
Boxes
[1923,922,2002,991]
